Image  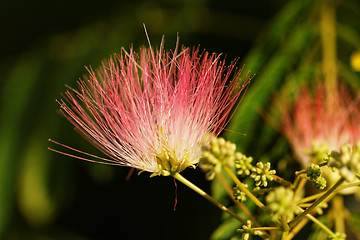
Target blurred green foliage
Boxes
[1,0,360,239]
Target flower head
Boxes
[330,141,360,182]
[52,42,249,177]
[250,162,276,187]
[265,187,299,223]
[280,83,360,167]
[237,220,263,240]
[199,137,237,180]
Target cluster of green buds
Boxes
[329,141,360,182]
[265,187,299,224]
[200,137,236,180]
[201,137,277,189]
[235,150,276,187]
[198,136,356,239]
[233,184,248,202]
[237,220,263,240]
[306,164,327,190]
[235,152,253,176]
[250,162,276,187]
[308,142,331,163]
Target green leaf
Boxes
[225,23,317,151]
[18,133,57,227]
[211,216,241,240]
[308,215,329,240]
[0,53,44,237]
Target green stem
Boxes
[286,218,309,240]
[305,210,335,236]
[173,173,246,224]
[214,173,272,240]
[294,178,307,199]
[320,0,337,91]
[272,175,293,187]
[295,170,307,176]
[251,227,281,231]
[215,172,259,225]
[297,192,324,204]
[335,181,360,192]
[224,166,265,209]
[288,177,345,229]
[281,231,289,240]
[297,181,359,204]
[292,175,301,190]
[296,207,334,236]
[332,196,345,233]
[280,215,290,232]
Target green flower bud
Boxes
[313,176,327,190]
[330,141,360,182]
[250,162,276,187]
[306,164,322,180]
[265,187,298,223]
[233,184,248,202]
[237,220,262,240]
[235,153,253,176]
[200,137,238,180]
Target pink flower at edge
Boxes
[51,43,250,177]
[281,83,360,167]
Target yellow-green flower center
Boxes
[151,147,192,177]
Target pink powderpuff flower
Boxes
[281,83,360,168]
[50,42,249,177]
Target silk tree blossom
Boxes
[51,43,249,177]
[281,83,360,168]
